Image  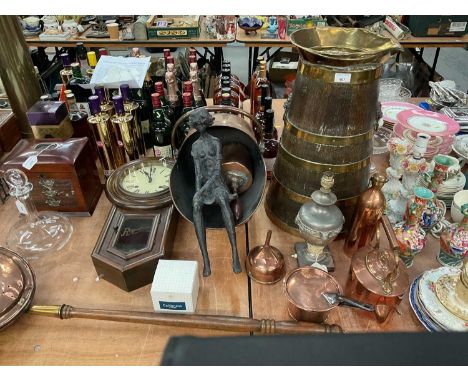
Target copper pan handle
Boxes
[171,105,264,150]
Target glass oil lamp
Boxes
[295,171,344,271]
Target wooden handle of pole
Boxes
[29,305,343,334]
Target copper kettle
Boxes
[346,216,410,323]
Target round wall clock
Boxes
[106,158,175,210]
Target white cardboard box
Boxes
[150,260,199,313]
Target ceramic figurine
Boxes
[402,133,430,198]
[439,204,468,267]
[382,167,406,224]
[387,137,412,177]
[190,108,240,277]
[394,186,430,267]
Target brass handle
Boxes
[382,216,400,251]
[171,105,264,150]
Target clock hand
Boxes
[140,169,151,182]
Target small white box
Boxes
[150,260,199,313]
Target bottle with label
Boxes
[151,93,173,159]
[262,109,278,179]
[87,95,120,178]
[189,62,207,108]
[86,51,97,79]
[163,49,171,71]
[253,84,270,142]
[94,85,114,116]
[66,93,97,160]
[166,66,182,126]
[250,61,270,118]
[75,42,89,76]
[178,92,195,147]
[59,53,73,87]
[120,84,145,157]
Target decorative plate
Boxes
[435,273,468,321]
[408,276,440,332]
[381,101,421,124]
[452,135,468,161]
[397,109,460,137]
[418,267,468,331]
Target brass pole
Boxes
[0,16,42,137]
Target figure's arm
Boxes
[213,139,223,177]
[192,147,202,191]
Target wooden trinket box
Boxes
[1,138,102,215]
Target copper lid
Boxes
[0,247,35,330]
[246,231,285,284]
[284,267,342,312]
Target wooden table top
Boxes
[0,98,449,365]
[25,17,234,48]
[236,27,468,48]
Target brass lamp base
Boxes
[294,242,335,272]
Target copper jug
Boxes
[346,216,410,323]
[343,172,387,257]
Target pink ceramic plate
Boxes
[397,109,460,137]
[382,101,421,124]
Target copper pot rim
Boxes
[284,267,343,312]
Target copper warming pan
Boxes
[0,247,342,334]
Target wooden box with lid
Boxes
[1,138,102,216]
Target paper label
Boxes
[15,200,28,215]
[449,22,467,32]
[159,301,186,311]
[22,156,38,170]
[153,145,172,158]
[334,73,352,83]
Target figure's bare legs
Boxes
[218,195,241,274]
[193,197,211,277]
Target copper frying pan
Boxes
[0,247,342,334]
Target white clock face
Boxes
[120,164,171,195]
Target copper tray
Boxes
[0,247,36,330]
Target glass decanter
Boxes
[4,169,73,259]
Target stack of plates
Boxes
[381,101,421,129]
[452,135,468,161]
[409,267,468,332]
[394,109,460,160]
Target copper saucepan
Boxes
[284,267,377,323]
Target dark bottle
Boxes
[178,92,195,147]
[166,66,182,127]
[111,95,137,162]
[183,81,195,107]
[251,61,270,118]
[253,84,270,142]
[59,53,73,87]
[262,109,278,179]
[120,84,146,158]
[151,93,173,158]
[163,49,171,70]
[98,48,108,58]
[75,42,88,76]
[136,72,154,148]
[87,95,119,177]
[262,97,277,140]
[66,93,97,160]
[68,62,92,103]
[214,75,241,98]
[220,92,233,106]
[215,86,239,108]
[154,81,175,125]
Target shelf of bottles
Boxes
[56,44,279,179]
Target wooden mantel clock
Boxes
[92,158,178,292]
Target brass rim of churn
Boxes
[246,230,286,284]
